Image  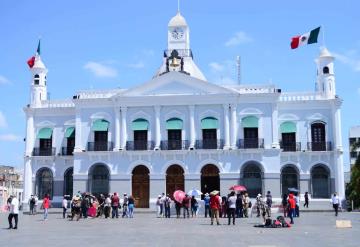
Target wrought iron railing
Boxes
[307,142,332,151]
[238,138,264,149]
[280,141,301,152]
[195,139,224,149]
[32,147,56,156]
[160,140,189,150]
[126,141,155,151]
[87,142,114,151]
[61,147,74,156]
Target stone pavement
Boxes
[1,211,358,247]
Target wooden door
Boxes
[132,165,150,208]
[166,165,184,199]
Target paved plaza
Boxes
[1,211,359,247]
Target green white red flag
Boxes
[291,27,320,49]
[27,40,41,68]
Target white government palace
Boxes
[23,11,345,208]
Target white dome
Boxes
[319,47,333,58]
[168,12,187,27]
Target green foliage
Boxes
[348,141,360,208]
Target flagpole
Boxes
[321,24,325,47]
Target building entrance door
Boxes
[201,164,220,198]
[132,165,150,208]
[166,165,184,198]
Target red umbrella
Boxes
[173,190,186,203]
[229,185,247,192]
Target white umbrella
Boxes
[188,189,202,197]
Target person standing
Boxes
[288,193,296,224]
[203,193,210,218]
[282,193,288,217]
[331,192,340,216]
[236,194,243,218]
[182,194,190,218]
[227,191,237,225]
[128,195,135,218]
[159,192,165,217]
[156,195,162,217]
[265,191,272,218]
[209,192,221,225]
[104,195,111,219]
[256,194,262,217]
[175,200,182,218]
[34,195,39,214]
[29,195,36,215]
[111,192,120,219]
[81,194,89,219]
[303,192,309,208]
[62,196,68,219]
[295,193,300,217]
[42,194,51,221]
[243,193,250,218]
[191,196,198,218]
[122,193,129,218]
[164,194,171,218]
[8,195,19,229]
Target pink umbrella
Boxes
[229,185,247,192]
[173,190,186,203]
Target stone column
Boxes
[189,105,196,149]
[120,106,127,150]
[223,104,230,149]
[155,106,161,150]
[74,108,83,152]
[332,101,345,198]
[23,158,33,206]
[114,107,121,150]
[25,111,35,156]
[230,104,238,149]
[271,103,280,148]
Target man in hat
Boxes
[8,195,19,229]
[209,191,221,225]
[203,193,210,218]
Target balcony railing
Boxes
[307,142,332,151]
[238,138,264,149]
[87,142,114,151]
[160,140,189,150]
[32,147,56,156]
[61,147,75,156]
[195,139,224,149]
[280,141,301,152]
[126,141,155,151]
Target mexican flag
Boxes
[27,40,41,68]
[291,27,320,49]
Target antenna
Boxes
[236,56,241,84]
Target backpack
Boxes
[248,201,252,208]
[265,218,272,226]
[31,198,36,204]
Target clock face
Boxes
[171,27,184,40]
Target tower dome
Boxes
[168,12,187,27]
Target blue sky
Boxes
[0,0,359,171]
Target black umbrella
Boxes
[288,187,299,193]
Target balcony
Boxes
[87,142,114,151]
[238,138,264,149]
[160,140,189,150]
[61,147,74,156]
[280,141,301,152]
[32,147,56,156]
[126,141,155,151]
[307,142,332,151]
[195,139,224,149]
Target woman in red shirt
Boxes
[42,194,51,220]
[288,193,296,224]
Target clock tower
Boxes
[168,11,190,51]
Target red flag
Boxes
[27,56,35,68]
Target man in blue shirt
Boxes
[203,193,210,218]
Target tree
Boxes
[347,141,360,209]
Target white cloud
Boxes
[225,31,252,47]
[208,60,238,84]
[83,61,118,78]
[0,111,7,128]
[0,134,21,142]
[209,62,224,72]
[0,75,10,85]
[128,61,145,69]
[332,51,360,72]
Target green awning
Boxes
[131,118,149,131]
[242,116,258,128]
[37,127,53,139]
[201,117,218,129]
[280,121,296,133]
[166,118,183,130]
[64,127,75,138]
[92,119,109,131]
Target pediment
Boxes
[116,72,236,97]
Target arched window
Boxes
[88,164,110,196]
[35,168,53,199]
[34,74,40,85]
[64,167,73,196]
[201,164,220,197]
[311,165,330,198]
[323,66,329,74]
[241,162,263,197]
[281,166,299,194]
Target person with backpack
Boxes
[29,195,36,215]
[303,192,309,208]
[164,194,171,218]
[209,192,221,225]
[227,191,237,225]
[203,193,211,218]
[288,193,296,224]
[265,191,273,217]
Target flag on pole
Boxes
[291,27,321,49]
[27,39,41,68]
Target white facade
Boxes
[23,12,345,207]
